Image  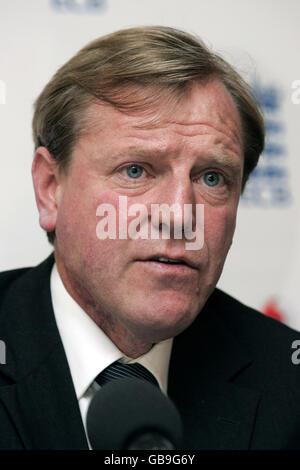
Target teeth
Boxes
[155,257,184,264]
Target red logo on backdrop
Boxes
[262,299,284,323]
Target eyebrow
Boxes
[109,147,242,172]
[109,147,163,160]
[205,153,243,171]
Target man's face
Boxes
[53,79,243,348]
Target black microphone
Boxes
[86,377,183,450]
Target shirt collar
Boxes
[50,263,173,399]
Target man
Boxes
[1,26,300,450]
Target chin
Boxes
[127,303,200,343]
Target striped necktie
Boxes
[95,360,159,388]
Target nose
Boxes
[150,175,197,240]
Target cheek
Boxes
[57,188,118,236]
[57,189,131,263]
[204,206,237,254]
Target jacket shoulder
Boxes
[0,267,32,309]
[211,288,298,343]
[0,255,55,318]
[0,266,32,288]
[210,289,300,385]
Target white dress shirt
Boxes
[50,263,173,446]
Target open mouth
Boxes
[137,254,198,271]
[150,257,187,266]
[137,256,198,276]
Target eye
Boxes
[203,171,222,187]
[125,165,144,179]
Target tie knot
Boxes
[95,361,159,388]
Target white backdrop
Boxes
[1,0,299,327]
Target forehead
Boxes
[78,79,243,155]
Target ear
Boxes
[32,147,61,232]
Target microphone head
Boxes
[86,377,183,450]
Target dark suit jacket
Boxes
[1,254,300,449]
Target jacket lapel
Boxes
[0,344,88,449]
[0,255,88,449]
[168,291,261,450]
